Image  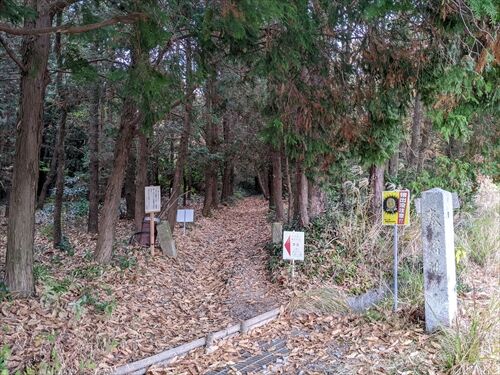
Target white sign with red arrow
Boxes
[282,231,304,261]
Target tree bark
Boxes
[369,164,385,221]
[409,93,422,167]
[388,144,400,178]
[150,151,160,185]
[294,158,309,227]
[271,147,284,222]
[221,116,234,203]
[183,170,188,207]
[94,100,138,263]
[124,137,136,219]
[134,131,148,231]
[5,3,52,297]
[87,81,101,233]
[37,134,59,209]
[308,179,326,220]
[417,118,431,173]
[268,164,274,209]
[256,170,270,200]
[284,155,293,224]
[166,39,192,229]
[202,75,219,217]
[53,110,67,247]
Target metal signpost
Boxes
[382,189,410,312]
[282,231,305,279]
[145,186,161,256]
[176,209,194,234]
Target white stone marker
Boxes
[272,222,283,244]
[421,188,457,332]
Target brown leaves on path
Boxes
[0,197,283,374]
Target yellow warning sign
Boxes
[382,190,410,225]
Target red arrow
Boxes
[284,236,291,255]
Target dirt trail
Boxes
[174,196,283,321]
[0,197,283,374]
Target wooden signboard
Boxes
[144,186,161,255]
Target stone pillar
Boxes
[421,188,457,332]
[272,222,283,244]
[157,221,177,258]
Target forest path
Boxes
[0,196,284,374]
[173,196,283,321]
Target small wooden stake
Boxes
[150,212,155,256]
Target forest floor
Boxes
[0,195,498,374]
[0,197,284,374]
[150,263,499,375]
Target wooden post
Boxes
[150,212,155,256]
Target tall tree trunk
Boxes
[5,4,52,296]
[166,39,193,229]
[202,172,217,217]
[409,93,422,167]
[417,119,431,173]
[271,147,284,222]
[284,155,293,224]
[256,170,270,199]
[150,152,160,185]
[308,180,326,220]
[87,81,101,233]
[388,144,400,178]
[37,135,59,209]
[4,189,10,218]
[94,100,138,263]
[186,168,192,201]
[221,116,234,203]
[183,170,188,207]
[124,137,136,219]
[294,158,309,227]
[53,12,66,248]
[202,75,219,217]
[134,132,148,231]
[268,165,274,209]
[369,164,385,221]
[53,110,67,247]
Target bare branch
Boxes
[0,34,26,72]
[0,13,146,36]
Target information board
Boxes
[145,186,161,213]
[176,209,194,223]
[282,231,305,261]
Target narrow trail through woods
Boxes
[173,196,283,321]
[0,197,284,374]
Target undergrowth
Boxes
[268,173,396,294]
[439,300,499,374]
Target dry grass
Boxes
[288,287,349,315]
[438,176,500,375]
[439,299,500,375]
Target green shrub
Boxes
[71,264,104,280]
[0,282,11,303]
[115,255,137,270]
[40,224,54,240]
[40,277,72,305]
[68,199,89,217]
[0,345,10,375]
[34,264,51,281]
[390,156,477,204]
[71,290,117,318]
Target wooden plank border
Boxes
[112,307,282,375]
